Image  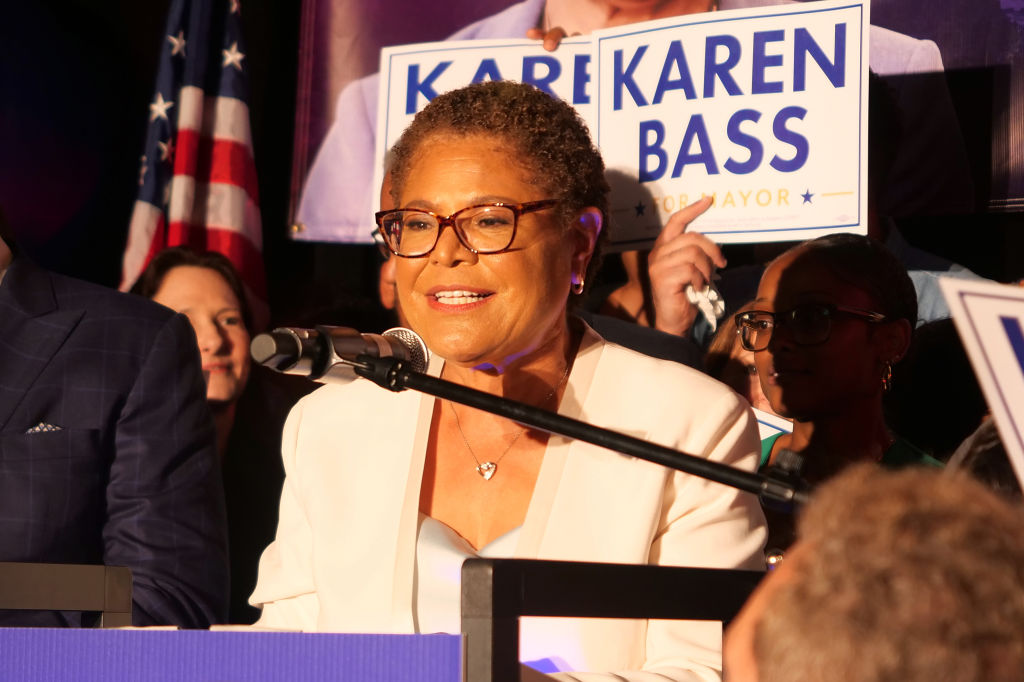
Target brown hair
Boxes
[704,300,756,379]
[131,246,253,332]
[755,464,1024,682]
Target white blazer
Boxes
[251,326,767,681]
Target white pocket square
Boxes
[25,422,63,434]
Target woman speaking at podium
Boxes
[251,80,766,680]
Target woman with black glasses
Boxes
[734,234,940,551]
[736,234,941,473]
[251,81,767,680]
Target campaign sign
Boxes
[753,407,793,441]
[593,1,868,246]
[940,278,1024,490]
[375,0,867,248]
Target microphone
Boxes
[250,325,429,384]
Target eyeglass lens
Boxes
[381,205,516,256]
[739,304,833,351]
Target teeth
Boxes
[434,290,485,305]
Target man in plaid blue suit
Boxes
[0,228,228,627]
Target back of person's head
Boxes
[791,233,918,328]
[131,246,253,333]
[754,464,1024,682]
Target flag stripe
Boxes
[122,201,166,290]
[167,177,262,249]
[173,131,260,205]
[165,176,262,248]
[177,86,253,146]
[164,223,267,295]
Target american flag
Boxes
[121,0,266,322]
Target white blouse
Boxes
[413,513,520,634]
[413,514,580,674]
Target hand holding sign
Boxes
[647,196,726,336]
[525,26,576,52]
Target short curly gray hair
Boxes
[387,80,609,290]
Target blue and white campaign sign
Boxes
[753,407,793,441]
[592,1,868,246]
[374,0,868,248]
[940,277,1024,490]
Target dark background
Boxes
[0,0,1021,334]
[0,0,345,330]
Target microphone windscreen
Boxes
[382,327,429,373]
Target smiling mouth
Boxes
[432,290,491,305]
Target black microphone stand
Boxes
[353,355,810,508]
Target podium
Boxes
[0,559,761,681]
[0,629,462,681]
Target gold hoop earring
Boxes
[881,360,894,392]
[571,275,585,295]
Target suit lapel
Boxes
[0,261,82,431]
[519,327,670,562]
[319,356,440,633]
[389,364,439,632]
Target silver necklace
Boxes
[448,362,571,481]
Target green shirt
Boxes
[759,433,943,470]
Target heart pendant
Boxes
[476,462,497,480]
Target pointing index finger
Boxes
[656,196,715,244]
